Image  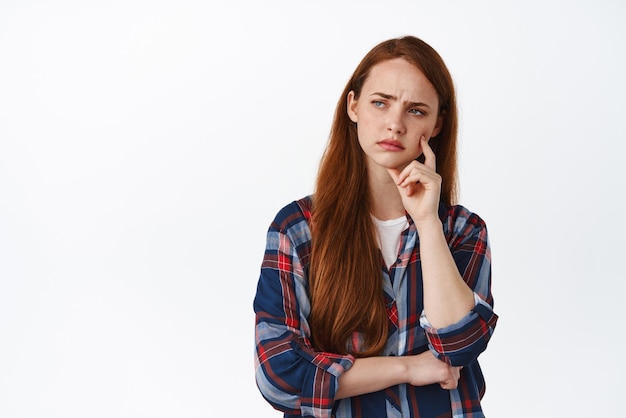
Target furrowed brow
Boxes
[408,101,431,109]
[371,92,396,100]
[371,92,431,109]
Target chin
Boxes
[368,153,414,171]
[376,160,410,172]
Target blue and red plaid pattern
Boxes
[254,196,497,417]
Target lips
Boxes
[377,139,405,151]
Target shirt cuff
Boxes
[419,293,486,330]
[419,293,497,366]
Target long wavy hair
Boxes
[308,36,459,357]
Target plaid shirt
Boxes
[254,196,498,418]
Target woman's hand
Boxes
[387,136,441,224]
[403,351,462,390]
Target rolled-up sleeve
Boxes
[254,202,354,417]
[420,206,498,366]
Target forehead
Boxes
[362,58,438,102]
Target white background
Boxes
[1,1,625,417]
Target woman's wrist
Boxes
[396,355,411,385]
[337,356,410,399]
[413,216,443,235]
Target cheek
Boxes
[355,124,369,149]
[414,119,438,138]
[411,143,424,159]
[356,117,375,139]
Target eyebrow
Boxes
[370,92,432,109]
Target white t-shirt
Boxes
[371,215,409,269]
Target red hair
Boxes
[309,36,459,357]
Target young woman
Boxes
[253,36,498,418]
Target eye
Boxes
[408,108,425,116]
[372,100,385,108]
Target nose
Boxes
[386,108,406,135]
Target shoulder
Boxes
[270,196,312,227]
[268,195,313,244]
[439,203,487,228]
[438,203,489,244]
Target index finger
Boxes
[421,136,436,171]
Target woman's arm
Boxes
[388,137,475,328]
[415,218,475,328]
[388,138,497,366]
[254,200,355,417]
[418,210,498,366]
[335,351,461,399]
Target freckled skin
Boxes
[347,57,443,176]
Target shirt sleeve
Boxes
[419,206,498,367]
[254,203,354,418]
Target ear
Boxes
[347,90,358,123]
[431,115,444,138]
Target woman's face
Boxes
[347,58,443,173]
